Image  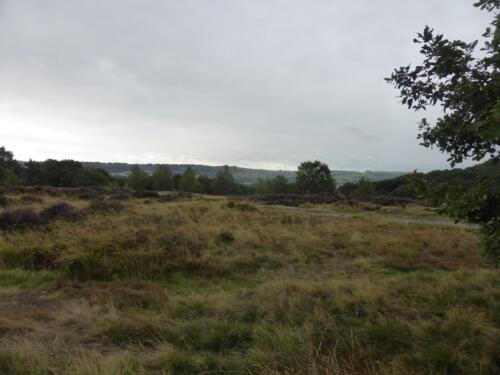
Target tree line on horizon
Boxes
[0,146,338,195]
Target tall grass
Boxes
[0,192,497,374]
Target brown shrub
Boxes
[86,200,125,214]
[40,202,81,221]
[0,208,42,230]
[252,193,339,206]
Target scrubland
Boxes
[0,189,498,374]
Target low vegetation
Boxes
[0,190,498,374]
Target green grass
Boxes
[0,269,60,288]
[0,192,498,374]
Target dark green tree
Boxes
[353,177,374,199]
[151,165,173,191]
[386,0,500,264]
[24,160,47,186]
[296,161,336,194]
[212,166,237,195]
[179,166,196,192]
[270,175,292,194]
[338,182,357,196]
[72,168,112,187]
[127,165,150,190]
[0,147,19,183]
[195,175,213,194]
[42,159,83,187]
[172,174,182,190]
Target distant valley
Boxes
[82,162,406,185]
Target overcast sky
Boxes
[0,1,491,171]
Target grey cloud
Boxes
[0,0,490,171]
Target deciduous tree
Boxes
[296,161,335,194]
[386,0,500,263]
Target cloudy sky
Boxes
[0,0,491,171]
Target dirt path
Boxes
[260,204,478,229]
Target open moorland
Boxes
[0,189,498,374]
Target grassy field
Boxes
[0,191,498,374]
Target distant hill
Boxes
[368,160,499,198]
[81,162,406,185]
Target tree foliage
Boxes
[0,147,19,183]
[386,0,500,264]
[296,161,336,194]
[385,1,499,166]
[179,166,196,192]
[352,177,374,199]
[127,165,150,190]
[212,165,238,195]
[0,147,112,187]
[151,165,173,191]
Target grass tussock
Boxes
[0,191,498,374]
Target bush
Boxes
[42,187,64,197]
[40,202,81,221]
[157,192,193,203]
[65,249,125,281]
[216,230,235,244]
[0,208,42,230]
[156,232,204,260]
[0,351,29,375]
[226,201,257,212]
[163,320,253,352]
[0,246,59,271]
[77,192,100,200]
[132,190,160,199]
[0,194,8,207]
[87,200,124,214]
[108,192,131,201]
[481,221,500,266]
[20,195,43,204]
[368,196,414,206]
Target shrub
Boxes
[369,196,414,206]
[163,320,253,352]
[157,232,204,259]
[157,192,193,203]
[87,200,124,214]
[226,201,257,212]
[0,208,42,230]
[0,351,29,375]
[40,202,81,221]
[149,345,227,374]
[0,194,8,207]
[108,192,131,201]
[77,192,100,200]
[42,187,63,197]
[94,316,162,345]
[365,318,411,353]
[65,252,121,282]
[481,221,499,266]
[0,246,59,271]
[20,195,43,204]
[132,190,160,198]
[216,230,235,244]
